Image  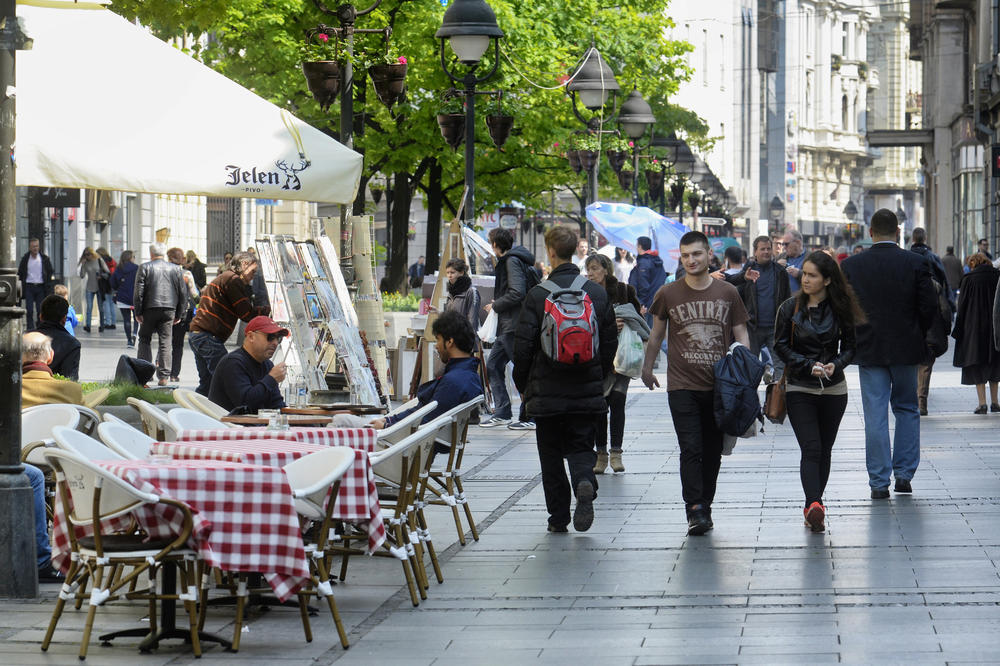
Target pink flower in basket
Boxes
[398,56,407,64]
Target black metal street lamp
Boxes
[566,45,620,242]
[617,89,655,206]
[769,195,785,234]
[436,0,504,225]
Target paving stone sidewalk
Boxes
[2,340,998,664]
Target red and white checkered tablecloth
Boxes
[151,439,386,554]
[175,427,378,449]
[51,459,309,602]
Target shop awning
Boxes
[15,0,362,204]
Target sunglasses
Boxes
[255,332,284,342]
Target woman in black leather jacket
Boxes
[774,251,864,533]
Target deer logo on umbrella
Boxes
[275,159,310,191]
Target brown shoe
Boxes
[157,378,169,386]
[593,452,608,475]
[609,450,625,473]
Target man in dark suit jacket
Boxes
[17,237,55,330]
[841,209,937,499]
[32,294,81,381]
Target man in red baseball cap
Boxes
[209,315,289,413]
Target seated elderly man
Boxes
[336,310,483,431]
[32,294,81,380]
[22,331,84,408]
[209,315,288,413]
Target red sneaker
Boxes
[804,502,825,533]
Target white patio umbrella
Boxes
[15,0,362,204]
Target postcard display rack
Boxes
[255,234,385,407]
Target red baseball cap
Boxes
[245,316,290,338]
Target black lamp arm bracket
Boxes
[311,0,384,23]
[440,39,502,87]
[570,91,620,130]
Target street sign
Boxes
[33,187,80,208]
[499,214,518,230]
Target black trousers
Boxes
[667,389,724,510]
[171,318,190,378]
[535,414,598,528]
[786,391,848,507]
[596,388,627,451]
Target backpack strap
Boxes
[569,274,588,292]
[538,279,559,294]
[539,275,588,294]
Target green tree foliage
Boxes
[110,0,706,284]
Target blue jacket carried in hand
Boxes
[384,356,483,428]
[628,251,667,309]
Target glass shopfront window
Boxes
[953,145,985,258]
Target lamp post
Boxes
[566,45,620,243]
[436,0,504,225]
[769,195,785,235]
[617,89,655,207]
[843,199,858,244]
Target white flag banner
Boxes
[15,0,362,204]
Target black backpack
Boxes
[713,342,765,437]
[925,275,952,359]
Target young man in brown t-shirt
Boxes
[641,231,749,535]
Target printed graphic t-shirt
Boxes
[649,278,748,392]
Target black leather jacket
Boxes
[773,297,856,388]
[133,258,186,319]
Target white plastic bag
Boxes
[478,309,498,344]
[613,325,644,378]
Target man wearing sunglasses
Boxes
[209,315,288,413]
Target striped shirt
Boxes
[189,271,269,341]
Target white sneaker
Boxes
[479,417,511,428]
[507,420,535,430]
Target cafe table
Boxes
[152,437,386,553]
[175,426,378,449]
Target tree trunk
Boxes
[425,159,442,274]
[387,171,411,293]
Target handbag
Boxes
[763,303,797,425]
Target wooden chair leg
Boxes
[297,592,313,642]
[41,560,82,651]
[180,560,202,658]
[314,557,349,649]
[417,508,444,584]
[231,575,248,652]
[443,476,466,545]
[78,565,105,660]
[338,551,351,582]
[455,477,479,541]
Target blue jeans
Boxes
[25,464,51,566]
[188,331,229,395]
[858,365,921,489]
[102,293,116,326]
[486,333,526,421]
[84,289,101,328]
[23,282,45,330]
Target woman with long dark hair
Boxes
[109,250,138,347]
[774,251,864,532]
[585,253,645,473]
[952,253,1000,413]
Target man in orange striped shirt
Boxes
[188,251,270,395]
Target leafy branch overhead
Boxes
[110,0,706,215]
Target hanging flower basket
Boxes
[301,61,343,112]
[436,113,465,150]
[566,149,583,174]
[368,62,408,108]
[617,169,634,191]
[485,114,514,149]
[578,150,599,171]
[687,192,701,211]
[606,150,628,174]
[645,168,664,193]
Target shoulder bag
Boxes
[763,303,797,424]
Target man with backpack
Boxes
[513,226,617,533]
[909,227,954,416]
[483,227,537,429]
[640,231,749,536]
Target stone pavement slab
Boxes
[3,340,1000,663]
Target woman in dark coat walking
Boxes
[952,253,1000,413]
[442,258,481,328]
[585,253,642,474]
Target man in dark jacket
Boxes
[909,228,954,416]
[941,246,963,299]
[628,236,667,318]
[483,228,536,429]
[842,209,937,498]
[513,226,617,533]
[133,243,187,386]
[32,295,81,380]
[209,316,288,413]
[18,238,55,330]
[721,236,790,371]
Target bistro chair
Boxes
[101,411,130,426]
[40,449,202,660]
[52,426,127,461]
[82,387,110,409]
[375,400,439,446]
[167,407,230,433]
[73,405,104,437]
[126,398,176,441]
[21,404,81,467]
[97,422,156,460]
[173,388,230,421]
[281,447,356,650]
[424,396,486,545]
